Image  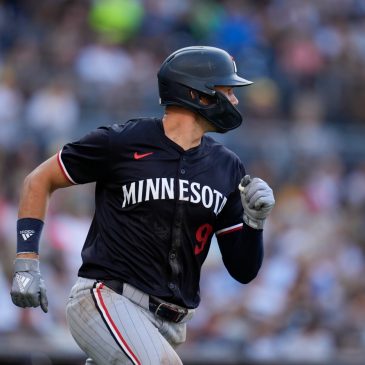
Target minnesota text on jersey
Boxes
[121,178,227,214]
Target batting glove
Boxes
[10,258,48,313]
[239,175,275,230]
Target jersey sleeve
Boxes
[58,126,111,184]
[215,189,244,236]
[214,160,245,237]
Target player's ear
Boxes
[190,90,214,106]
[190,90,198,100]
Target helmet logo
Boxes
[231,56,237,73]
[232,57,237,73]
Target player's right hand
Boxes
[10,258,48,313]
[239,175,275,230]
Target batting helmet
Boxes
[158,46,252,133]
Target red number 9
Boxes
[194,223,213,255]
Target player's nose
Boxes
[230,93,239,106]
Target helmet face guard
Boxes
[158,46,252,133]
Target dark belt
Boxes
[102,280,188,323]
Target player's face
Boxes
[215,86,239,106]
[190,87,238,107]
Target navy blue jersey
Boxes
[58,118,255,308]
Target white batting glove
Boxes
[239,175,275,229]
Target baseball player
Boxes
[10,46,275,364]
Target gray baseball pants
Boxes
[66,277,194,365]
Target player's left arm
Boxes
[216,175,275,283]
[217,224,264,283]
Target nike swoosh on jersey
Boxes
[134,152,154,160]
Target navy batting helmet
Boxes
[157,46,252,133]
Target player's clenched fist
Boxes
[10,258,48,313]
[239,175,275,229]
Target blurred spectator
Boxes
[0,67,23,150]
[24,77,80,144]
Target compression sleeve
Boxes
[216,222,263,283]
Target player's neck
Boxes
[162,107,208,151]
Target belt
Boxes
[102,280,189,323]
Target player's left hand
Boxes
[239,175,275,229]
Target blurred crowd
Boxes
[1,0,365,363]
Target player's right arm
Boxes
[18,154,74,225]
[11,154,74,312]
[11,126,112,312]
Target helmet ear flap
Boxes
[197,91,243,132]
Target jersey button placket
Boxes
[168,156,186,296]
[179,155,186,175]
